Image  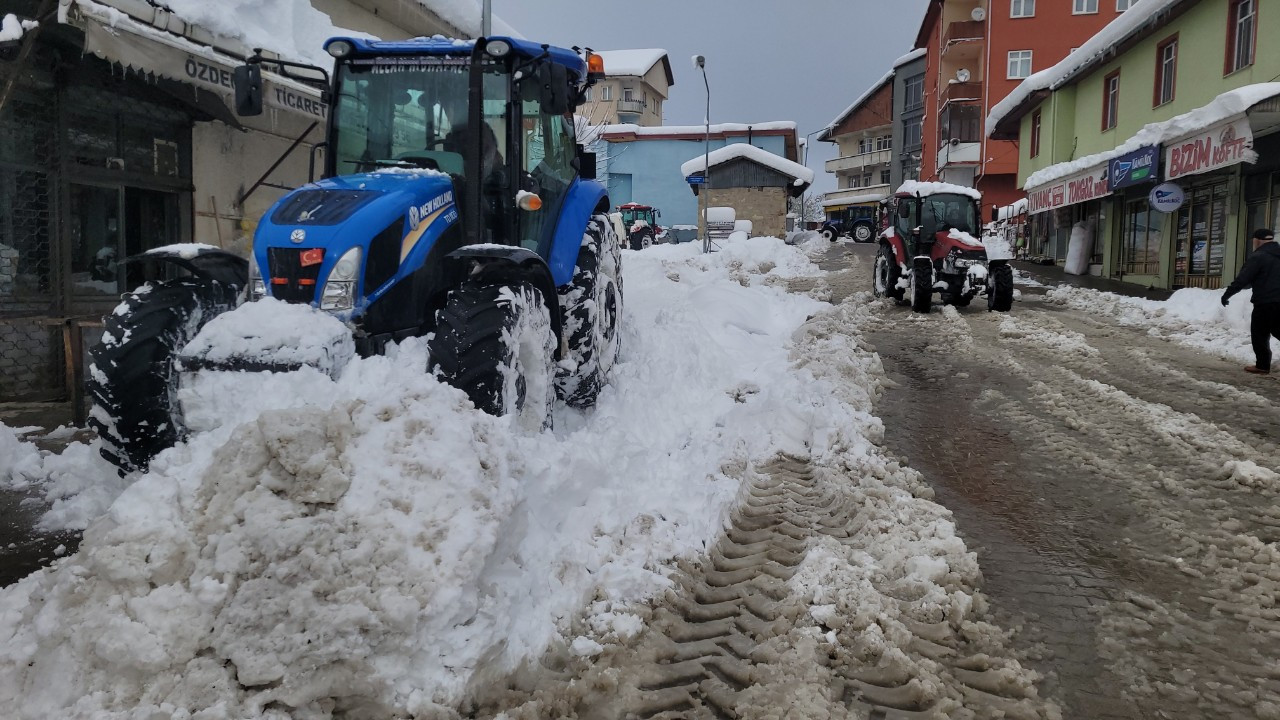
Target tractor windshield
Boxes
[919,193,978,237]
[332,56,509,177]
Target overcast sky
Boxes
[491,0,930,195]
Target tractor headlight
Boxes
[484,39,511,57]
[327,40,354,58]
[248,253,265,300]
[321,247,361,311]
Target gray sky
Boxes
[491,0,930,195]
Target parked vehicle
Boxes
[873,181,1014,313]
[821,202,879,243]
[88,36,623,474]
[618,202,662,250]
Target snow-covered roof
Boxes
[896,180,982,200]
[601,121,797,137]
[986,0,1189,137]
[997,198,1029,220]
[821,193,886,208]
[821,70,894,138]
[681,143,815,185]
[597,49,674,86]
[1023,83,1280,190]
[893,48,926,69]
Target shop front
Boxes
[1025,163,1111,270]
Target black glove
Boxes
[1221,295,1231,307]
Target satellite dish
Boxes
[971,6,986,21]
[957,68,972,83]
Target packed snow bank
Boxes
[0,237,831,717]
[1,426,122,532]
[1043,285,1270,364]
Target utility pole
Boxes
[695,55,710,253]
[482,0,492,35]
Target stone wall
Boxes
[701,187,790,238]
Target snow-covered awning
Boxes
[1025,163,1110,215]
[680,143,815,186]
[66,1,330,122]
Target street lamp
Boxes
[694,54,711,253]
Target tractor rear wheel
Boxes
[821,227,837,242]
[910,258,933,314]
[988,261,1014,312]
[853,223,874,243]
[87,276,242,475]
[872,244,904,302]
[629,229,654,251]
[429,282,556,431]
[557,213,623,408]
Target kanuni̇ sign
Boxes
[1026,164,1110,215]
[1109,145,1159,190]
[1164,115,1254,180]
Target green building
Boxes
[989,0,1280,291]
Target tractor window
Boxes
[517,71,578,253]
[921,194,977,236]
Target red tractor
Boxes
[618,203,662,250]
[873,182,1014,313]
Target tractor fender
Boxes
[445,245,564,359]
[880,233,909,267]
[127,245,249,290]
[547,178,608,286]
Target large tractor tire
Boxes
[987,261,1014,312]
[821,226,838,242]
[852,223,875,243]
[873,244,905,302]
[429,282,556,431]
[629,228,654,251]
[910,258,933,314]
[558,213,623,408]
[87,276,242,474]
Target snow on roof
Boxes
[596,49,672,84]
[896,180,982,200]
[986,0,1187,136]
[821,193,886,208]
[1023,83,1280,190]
[680,143,815,185]
[822,69,894,136]
[997,198,1029,220]
[601,121,797,137]
[892,48,926,69]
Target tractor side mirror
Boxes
[577,148,597,180]
[991,206,999,223]
[538,62,572,115]
[234,64,264,117]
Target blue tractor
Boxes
[88,36,624,474]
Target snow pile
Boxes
[896,180,983,200]
[180,298,356,377]
[0,13,37,42]
[1022,84,1280,190]
[0,237,832,717]
[0,425,41,486]
[1043,285,1269,364]
[680,143,815,185]
[1,425,125,532]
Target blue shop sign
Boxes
[1109,145,1160,190]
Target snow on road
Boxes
[1,237,941,718]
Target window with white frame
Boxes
[1228,0,1256,73]
[1103,70,1120,130]
[1117,0,1137,10]
[600,85,612,101]
[1008,50,1033,79]
[876,135,891,151]
[1011,0,1035,17]
[1155,36,1177,106]
[1074,0,1098,13]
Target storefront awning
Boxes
[1026,163,1110,215]
[71,6,329,124]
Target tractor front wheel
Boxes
[821,227,837,242]
[853,223,874,243]
[87,276,242,475]
[988,261,1014,312]
[429,282,556,431]
[873,244,904,302]
[910,258,933,314]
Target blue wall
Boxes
[600,136,789,227]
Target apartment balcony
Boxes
[943,81,983,105]
[615,99,646,114]
[943,20,984,49]
[826,149,892,173]
[938,140,980,169]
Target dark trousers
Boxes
[1252,302,1280,371]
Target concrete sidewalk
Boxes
[1012,260,1174,301]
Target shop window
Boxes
[1154,35,1177,107]
[1121,199,1161,276]
[1030,110,1042,158]
[1102,70,1120,131]
[1011,0,1035,18]
[1226,0,1256,74]
[1172,182,1229,289]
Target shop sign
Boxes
[1109,145,1159,190]
[1165,116,1253,180]
[1148,182,1185,213]
[1026,164,1110,215]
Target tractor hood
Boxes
[254,169,459,315]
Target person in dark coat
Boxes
[1222,228,1280,375]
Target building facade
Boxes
[0,0,470,404]
[597,123,798,228]
[990,0,1277,290]
[578,50,673,128]
[915,0,1120,218]
[891,52,928,189]
[819,76,895,207]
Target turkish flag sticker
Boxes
[299,248,324,267]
